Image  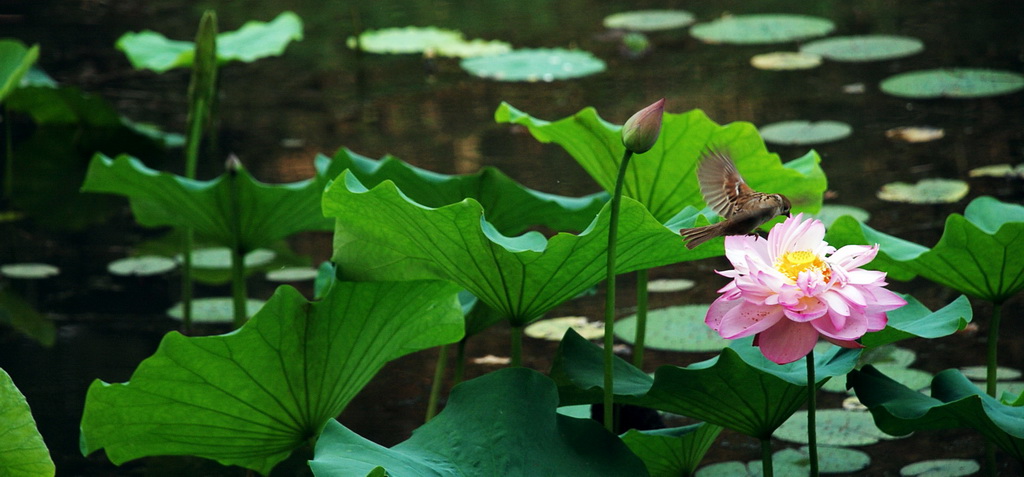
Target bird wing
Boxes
[697,149,755,219]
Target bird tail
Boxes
[679,223,722,249]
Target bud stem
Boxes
[603,148,633,432]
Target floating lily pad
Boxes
[524,316,604,341]
[166,297,267,323]
[900,459,979,476]
[603,10,696,32]
[877,178,969,204]
[177,247,277,269]
[759,120,852,145]
[863,345,917,368]
[880,68,1024,99]
[812,204,870,227]
[696,446,869,476]
[460,48,606,82]
[691,14,835,45]
[0,263,59,279]
[265,267,319,282]
[960,366,1021,382]
[886,126,945,143]
[822,365,932,394]
[750,51,822,70]
[776,409,903,446]
[969,163,1024,178]
[646,278,696,293]
[347,26,463,54]
[472,354,511,366]
[434,38,512,58]
[107,255,177,276]
[801,35,924,62]
[614,305,728,353]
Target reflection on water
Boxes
[2,0,1023,474]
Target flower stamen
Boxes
[775,250,831,283]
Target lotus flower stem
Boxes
[603,149,634,431]
[806,351,819,477]
[4,105,12,200]
[510,325,523,367]
[760,437,774,477]
[453,337,467,384]
[986,302,1002,397]
[425,344,448,422]
[226,156,247,328]
[633,269,649,368]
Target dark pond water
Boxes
[2,0,1023,475]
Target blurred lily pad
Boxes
[166,297,267,323]
[265,267,319,282]
[646,278,695,293]
[524,316,604,341]
[460,48,606,82]
[177,247,276,269]
[691,14,834,45]
[969,163,1024,178]
[960,366,1021,382]
[886,126,945,143]
[696,446,870,476]
[347,26,463,54]
[877,178,968,204]
[614,305,728,352]
[603,10,696,32]
[750,51,822,70]
[812,204,870,227]
[107,256,177,276]
[801,35,924,62]
[776,409,903,446]
[900,459,979,477]
[0,263,59,279]
[759,120,852,145]
[880,68,1024,99]
[434,38,512,58]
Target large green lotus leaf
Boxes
[310,368,648,476]
[550,330,859,439]
[0,39,39,102]
[0,368,55,477]
[826,196,1024,302]
[116,11,303,73]
[326,171,713,325]
[861,294,972,348]
[81,153,341,251]
[326,148,606,235]
[848,366,1024,461]
[621,423,722,477]
[80,280,464,475]
[494,103,827,223]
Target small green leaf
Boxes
[81,280,463,474]
[614,305,729,352]
[880,68,1024,99]
[461,48,606,82]
[116,11,303,72]
[800,35,924,62]
[495,103,827,223]
[81,154,339,252]
[0,288,55,347]
[0,39,40,102]
[310,368,649,476]
[759,120,852,145]
[826,196,1024,302]
[621,423,722,477]
[0,368,54,477]
[849,366,1024,461]
[861,294,972,347]
[691,14,834,45]
[603,10,696,32]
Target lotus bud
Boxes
[225,154,243,174]
[621,98,665,154]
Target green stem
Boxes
[633,269,649,368]
[227,161,246,329]
[181,229,194,333]
[986,302,1002,397]
[510,325,523,367]
[453,337,467,384]
[603,149,634,432]
[4,104,12,200]
[806,351,819,477]
[425,344,448,422]
[761,437,774,477]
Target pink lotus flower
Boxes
[706,213,906,364]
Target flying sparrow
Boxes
[680,149,791,249]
